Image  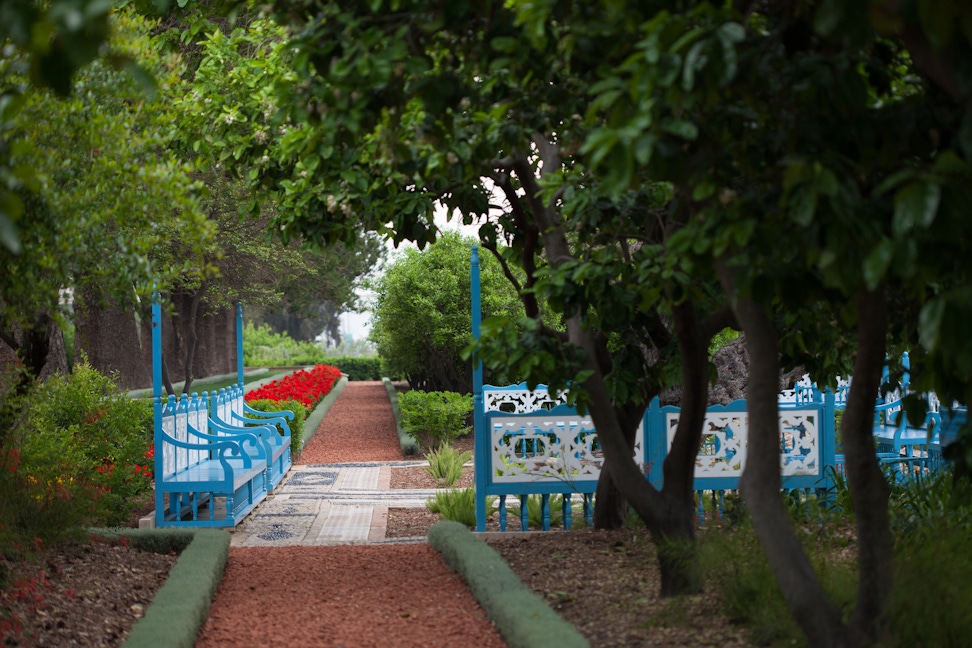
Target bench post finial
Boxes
[236,302,244,386]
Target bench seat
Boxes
[155,393,270,528]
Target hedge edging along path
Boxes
[301,375,348,450]
[429,520,591,648]
[383,377,420,456]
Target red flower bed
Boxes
[245,364,342,411]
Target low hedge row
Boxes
[328,356,382,381]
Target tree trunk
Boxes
[843,287,893,642]
[593,462,629,529]
[181,288,204,395]
[719,263,847,647]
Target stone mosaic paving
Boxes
[231,463,434,547]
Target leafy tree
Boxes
[572,1,972,644]
[142,7,385,393]
[174,2,972,637]
[1,0,118,252]
[370,231,522,393]
[1,7,213,403]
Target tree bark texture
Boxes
[502,136,713,595]
[719,263,847,648]
[843,287,893,643]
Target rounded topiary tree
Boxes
[370,231,522,393]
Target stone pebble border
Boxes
[112,377,587,648]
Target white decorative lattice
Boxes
[483,385,567,414]
[666,408,820,478]
[490,413,602,484]
[483,386,645,485]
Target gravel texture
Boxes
[297,380,404,464]
[195,545,506,648]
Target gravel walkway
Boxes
[297,380,404,464]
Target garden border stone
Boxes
[302,375,348,449]
[428,520,590,648]
[383,377,420,455]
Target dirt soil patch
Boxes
[390,465,474,490]
[1,537,177,647]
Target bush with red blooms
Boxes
[244,364,342,412]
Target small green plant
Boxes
[878,470,972,644]
[424,443,472,488]
[509,494,565,529]
[398,390,472,449]
[699,514,857,647]
[426,488,495,528]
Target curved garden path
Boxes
[195,381,506,647]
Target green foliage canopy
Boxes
[369,232,523,392]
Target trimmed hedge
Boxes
[428,521,590,648]
[245,398,306,457]
[383,377,419,455]
[329,356,382,381]
[118,529,231,648]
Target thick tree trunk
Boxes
[843,287,893,642]
[719,264,847,647]
[0,312,56,396]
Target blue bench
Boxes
[155,392,268,527]
[150,296,290,527]
[479,404,600,532]
[210,385,293,490]
[872,353,940,472]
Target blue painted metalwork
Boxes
[236,302,244,385]
[468,249,960,531]
[151,295,274,527]
[472,247,488,531]
[210,384,293,490]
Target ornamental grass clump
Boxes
[424,443,472,488]
[426,488,495,528]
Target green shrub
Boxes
[0,361,154,550]
[328,356,381,381]
[398,390,472,449]
[426,488,495,528]
[244,399,306,458]
[699,516,857,647]
[424,443,472,488]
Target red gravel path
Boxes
[298,380,404,463]
[195,545,507,648]
[193,382,506,648]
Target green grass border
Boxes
[383,377,420,456]
[429,520,590,648]
[115,529,231,648]
[302,375,348,449]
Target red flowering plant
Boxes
[244,365,342,458]
[245,364,342,412]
